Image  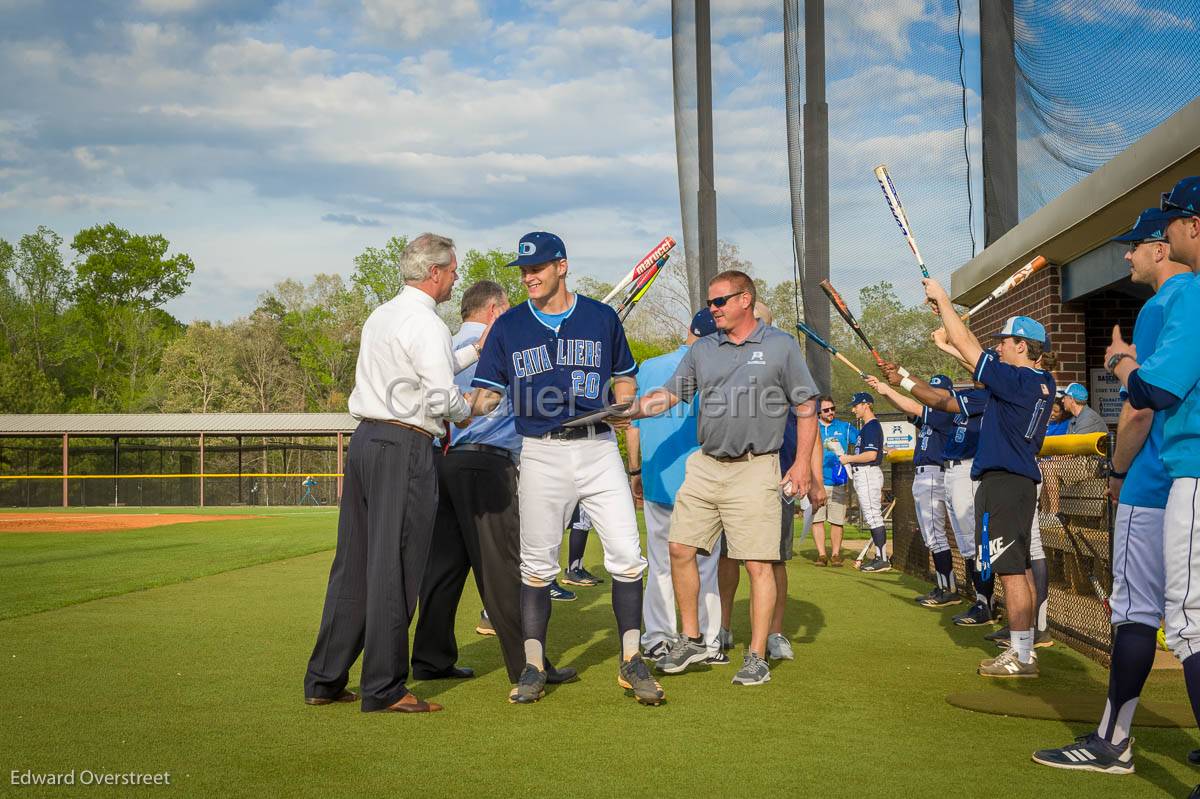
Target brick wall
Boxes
[1084,290,1142,377]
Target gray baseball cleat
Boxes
[767,633,795,661]
[618,654,665,706]
[508,664,547,704]
[731,651,772,685]
[656,637,708,674]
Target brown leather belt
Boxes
[367,419,434,440]
[709,449,778,464]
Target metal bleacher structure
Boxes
[0,414,358,508]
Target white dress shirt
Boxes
[348,286,475,435]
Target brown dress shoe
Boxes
[305,689,358,706]
[380,693,443,713]
[830,553,843,567]
[814,554,828,567]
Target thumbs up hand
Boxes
[1104,324,1138,377]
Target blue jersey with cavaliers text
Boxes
[943,387,988,461]
[970,349,1055,482]
[913,406,952,468]
[472,294,638,437]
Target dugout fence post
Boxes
[61,433,68,508]
[336,432,344,505]
[199,432,205,508]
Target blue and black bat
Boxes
[795,320,867,378]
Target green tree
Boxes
[71,223,194,309]
[0,351,64,412]
[158,322,252,413]
[232,311,304,412]
[351,235,408,307]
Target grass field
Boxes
[0,506,1195,798]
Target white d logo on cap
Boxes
[519,241,536,256]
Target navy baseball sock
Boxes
[871,526,888,560]
[1031,557,1049,632]
[932,549,953,591]
[611,577,644,660]
[1097,623,1157,747]
[520,583,553,669]
[568,526,588,572]
[1182,652,1200,730]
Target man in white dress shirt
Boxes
[304,232,479,714]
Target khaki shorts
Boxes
[670,450,784,561]
[812,483,847,525]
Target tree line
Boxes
[0,225,959,416]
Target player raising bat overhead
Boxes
[467,231,663,707]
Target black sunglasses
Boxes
[1161,191,1191,215]
[820,406,836,413]
[706,290,746,308]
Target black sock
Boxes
[568,526,588,572]
[611,578,644,659]
[932,549,953,587]
[1183,652,1200,731]
[1031,557,1049,632]
[1097,623,1157,746]
[520,583,553,666]
[871,526,887,558]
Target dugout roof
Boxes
[952,96,1200,306]
[0,414,359,437]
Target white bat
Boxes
[874,164,930,279]
[962,255,1050,321]
[601,236,676,304]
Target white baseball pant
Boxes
[913,465,949,553]
[852,465,885,529]
[1164,478,1200,660]
[1110,503,1166,629]
[517,432,647,586]
[943,459,978,557]
[641,499,721,653]
[1030,482,1045,561]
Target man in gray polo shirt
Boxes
[624,269,819,686]
[1062,383,1109,434]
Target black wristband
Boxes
[1109,468,1127,480]
[1106,352,1132,372]
[627,468,641,476]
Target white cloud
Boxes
[359,0,489,42]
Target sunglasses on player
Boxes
[1161,191,1193,216]
[706,290,747,308]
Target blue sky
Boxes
[2,1,1187,323]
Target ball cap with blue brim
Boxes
[1160,176,1200,220]
[1063,382,1088,402]
[1112,207,1171,243]
[928,374,952,390]
[690,308,717,337]
[507,231,567,267]
[992,315,1047,345]
[850,392,874,407]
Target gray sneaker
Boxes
[644,639,671,663]
[731,651,771,685]
[508,664,547,704]
[656,637,708,674]
[978,647,1039,678]
[766,633,795,661]
[618,654,665,705]
[717,627,733,651]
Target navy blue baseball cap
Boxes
[507,231,567,267]
[850,392,874,407]
[690,308,717,337]
[1112,207,1171,243]
[992,315,1047,345]
[1160,176,1200,220]
[928,374,952,390]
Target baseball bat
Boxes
[961,256,1050,321]
[602,236,676,304]
[614,255,667,322]
[874,164,929,279]
[795,321,868,378]
[819,279,887,370]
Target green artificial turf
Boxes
[0,511,1196,798]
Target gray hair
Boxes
[400,233,456,282]
[461,280,506,321]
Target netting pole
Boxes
[802,0,831,393]
[237,436,243,504]
[61,433,68,508]
[199,432,206,508]
[336,432,344,505]
[981,0,1018,245]
[695,0,718,292]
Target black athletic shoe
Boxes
[914,587,939,604]
[860,557,892,573]
[548,581,576,602]
[644,639,672,663]
[1188,748,1200,765]
[1031,733,1134,775]
[984,624,1010,642]
[618,654,665,705]
[545,664,578,684]
[561,567,603,587]
[953,601,993,626]
[1189,786,1200,799]
[921,588,963,607]
[509,664,547,704]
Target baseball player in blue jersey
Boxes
[843,393,888,572]
[468,231,661,706]
[866,374,960,606]
[1034,206,1193,773]
[924,278,1055,678]
[1105,178,1200,791]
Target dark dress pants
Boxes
[412,448,526,683]
[304,421,437,711]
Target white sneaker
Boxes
[766,633,794,661]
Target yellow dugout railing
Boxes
[885,432,1108,463]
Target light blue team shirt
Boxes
[1121,272,1192,507]
[632,346,699,506]
[449,321,523,454]
[1136,274,1200,480]
[819,418,858,485]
